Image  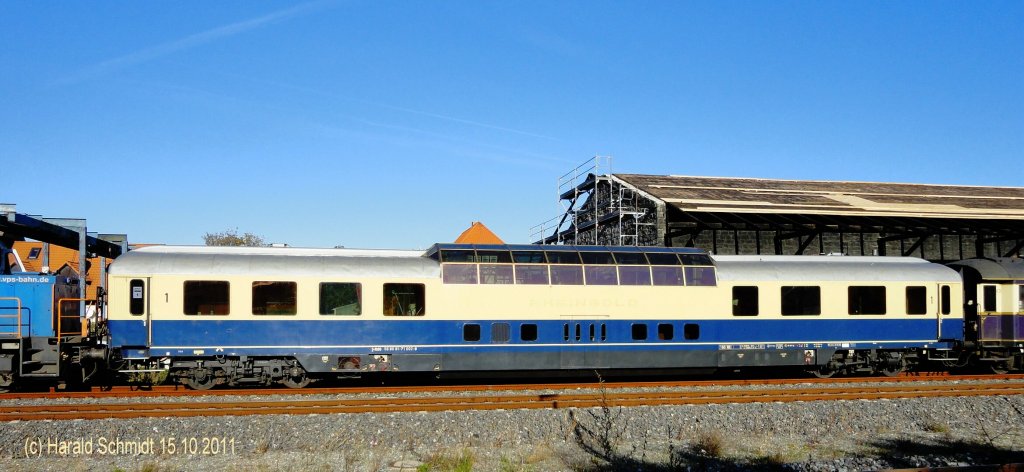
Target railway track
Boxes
[3,378,1024,421]
[6,372,1023,400]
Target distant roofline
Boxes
[614,173,1024,191]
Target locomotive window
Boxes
[646,253,681,265]
[183,281,230,316]
[941,285,951,315]
[651,266,684,286]
[442,264,478,284]
[383,283,425,316]
[512,251,546,264]
[463,324,481,342]
[520,323,538,342]
[680,254,714,266]
[732,286,758,316]
[514,265,549,284]
[440,250,476,263]
[983,285,997,312]
[684,267,717,286]
[480,264,514,284]
[905,286,927,315]
[584,266,618,285]
[580,252,614,265]
[848,286,886,315]
[684,323,700,340]
[657,323,674,340]
[631,323,648,341]
[492,323,511,343]
[320,282,361,315]
[550,265,584,285]
[129,279,145,315]
[476,250,512,263]
[545,251,581,264]
[781,286,820,316]
[252,281,297,315]
[612,252,648,265]
[618,266,652,285]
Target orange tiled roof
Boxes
[454,222,504,244]
[11,241,109,299]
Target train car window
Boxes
[646,253,681,265]
[600,323,607,341]
[546,251,581,264]
[651,266,684,286]
[476,250,512,263]
[563,323,569,341]
[618,266,651,285]
[848,286,886,315]
[584,266,618,285]
[1019,286,1023,312]
[512,251,546,264]
[129,279,145,315]
[781,286,821,316]
[520,323,538,342]
[550,265,584,285]
[442,264,478,284]
[383,283,425,316]
[440,250,476,262]
[905,286,927,315]
[580,252,614,265]
[983,285,997,312]
[252,281,297,315]
[574,323,582,341]
[680,254,714,266]
[732,286,758,316]
[684,323,700,340]
[631,324,648,341]
[492,323,511,343]
[683,267,717,286]
[183,281,230,315]
[612,252,648,265]
[463,324,481,342]
[480,264,514,284]
[941,285,951,315]
[514,265,549,284]
[657,323,674,340]
[589,323,595,341]
[319,283,361,315]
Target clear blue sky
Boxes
[2,2,1021,249]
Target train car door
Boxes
[127,278,151,346]
[559,317,608,369]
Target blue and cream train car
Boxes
[106,244,966,389]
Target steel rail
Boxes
[6,372,1023,400]
[3,380,1023,422]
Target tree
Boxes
[202,229,266,247]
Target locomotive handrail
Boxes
[55,297,89,338]
[0,297,23,339]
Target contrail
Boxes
[53,1,335,86]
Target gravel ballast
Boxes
[1,393,1023,471]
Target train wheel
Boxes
[281,375,310,389]
[809,366,835,379]
[184,369,217,390]
[990,361,1010,375]
[879,355,906,377]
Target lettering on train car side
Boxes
[529,298,639,308]
[369,346,419,352]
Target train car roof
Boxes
[109,245,438,278]
[712,255,961,282]
[425,243,708,257]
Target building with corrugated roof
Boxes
[535,165,1024,262]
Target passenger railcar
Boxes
[105,244,976,389]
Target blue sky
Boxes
[2,2,1021,249]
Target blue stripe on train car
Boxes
[109,317,963,354]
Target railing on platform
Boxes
[0,297,23,338]
[55,297,89,338]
